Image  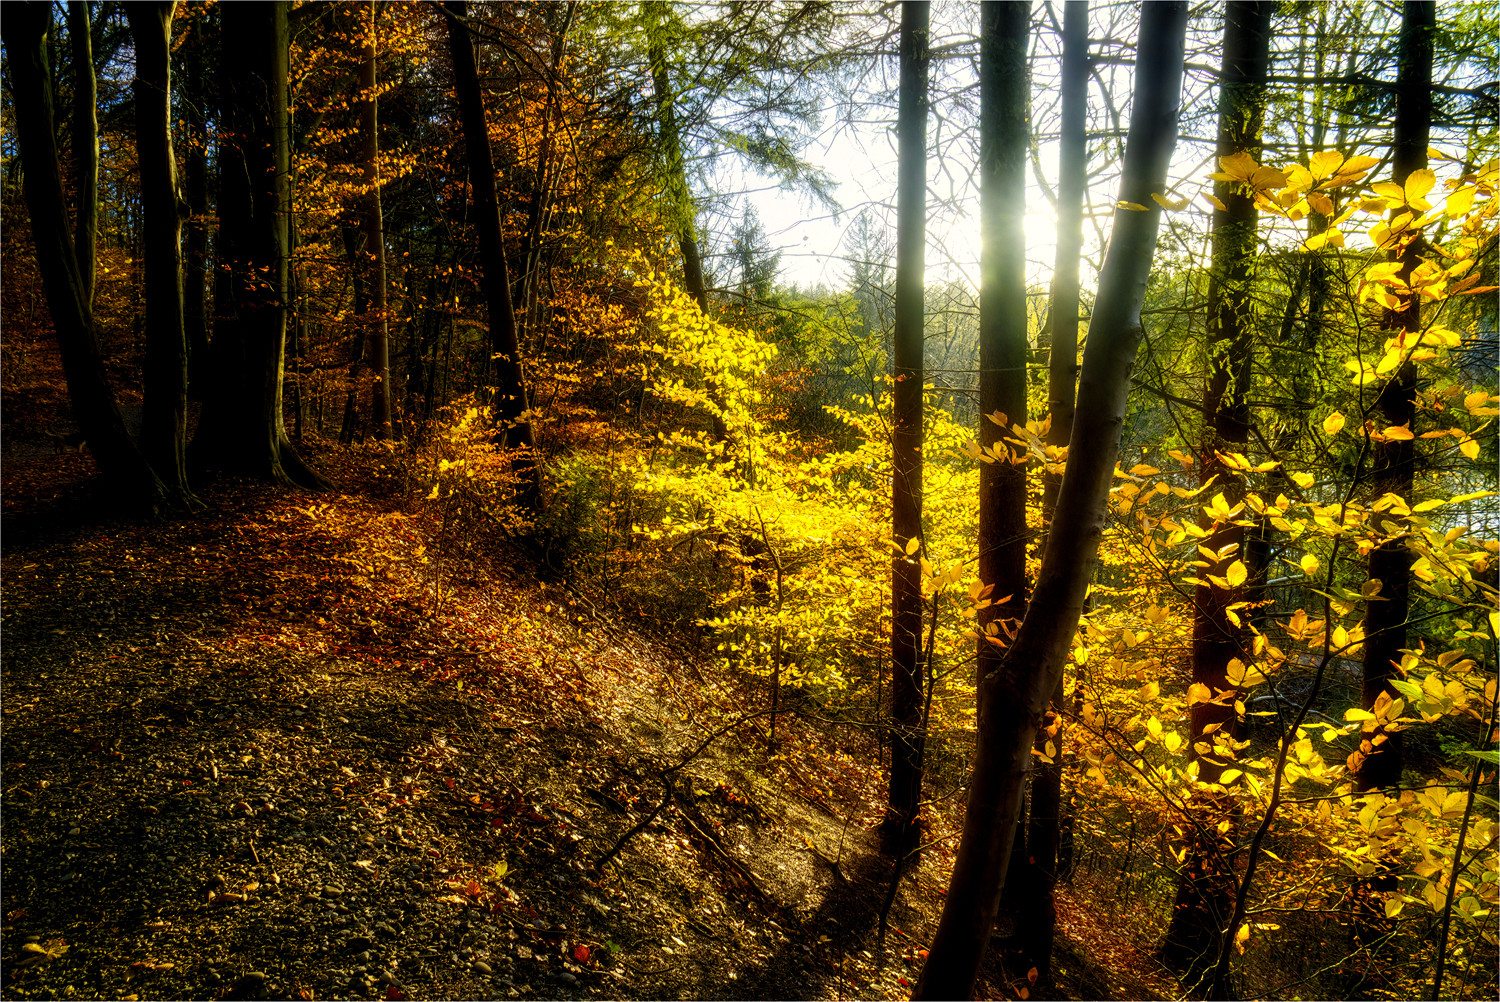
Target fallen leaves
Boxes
[18,938,68,965]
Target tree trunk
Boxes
[1346,6,1432,994]
[1026,0,1089,980]
[888,0,929,842]
[192,0,327,489]
[362,0,391,439]
[1160,3,1273,984]
[182,0,211,393]
[130,1,196,505]
[66,1,98,309]
[2,1,169,514]
[646,5,729,444]
[978,0,1037,964]
[443,0,540,510]
[913,5,1186,996]
[1356,0,1431,794]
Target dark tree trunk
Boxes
[1345,6,1432,994]
[3,1,169,513]
[1026,0,1089,978]
[362,0,391,439]
[182,0,211,388]
[443,0,540,510]
[913,5,1187,996]
[888,0,929,842]
[1356,0,1432,794]
[66,1,98,308]
[978,0,1037,966]
[129,1,196,504]
[1161,3,1273,985]
[192,0,327,489]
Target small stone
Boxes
[323,885,344,897]
[558,972,577,984]
[347,935,374,952]
[473,961,493,975]
[68,827,81,836]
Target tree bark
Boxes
[66,1,98,309]
[443,0,540,510]
[129,1,196,505]
[1160,3,1273,983]
[1356,0,1432,794]
[913,5,1186,996]
[192,0,327,489]
[181,0,211,391]
[361,0,392,439]
[888,0,929,841]
[3,1,169,514]
[646,4,729,444]
[1026,0,1089,979]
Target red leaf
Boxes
[898,977,911,987]
[383,987,407,1001]
[573,944,590,963]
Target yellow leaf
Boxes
[1300,554,1320,576]
[1323,411,1346,436]
[1446,186,1476,217]
[1460,437,1480,460]
[1463,390,1490,413]
[1404,168,1437,205]
[1225,559,1248,588]
[1383,424,1415,441]
[1203,192,1228,211]
[904,536,921,557]
[1291,471,1314,490]
[1117,201,1149,211]
[1151,192,1189,210]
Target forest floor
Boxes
[1,441,1180,1002]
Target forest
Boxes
[0,1,1496,1000]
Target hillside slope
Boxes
[1,445,1169,1002]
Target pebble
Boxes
[559,972,577,984]
[473,961,493,975]
[323,885,345,897]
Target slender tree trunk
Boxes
[888,0,929,843]
[182,0,211,393]
[192,0,327,489]
[3,1,169,514]
[362,0,391,439]
[1356,0,1431,794]
[913,6,1186,996]
[443,0,540,509]
[645,5,729,444]
[977,0,1036,963]
[1160,4,1273,985]
[340,225,369,445]
[1026,0,1089,978]
[130,1,196,505]
[66,1,98,309]
[1346,6,1432,994]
